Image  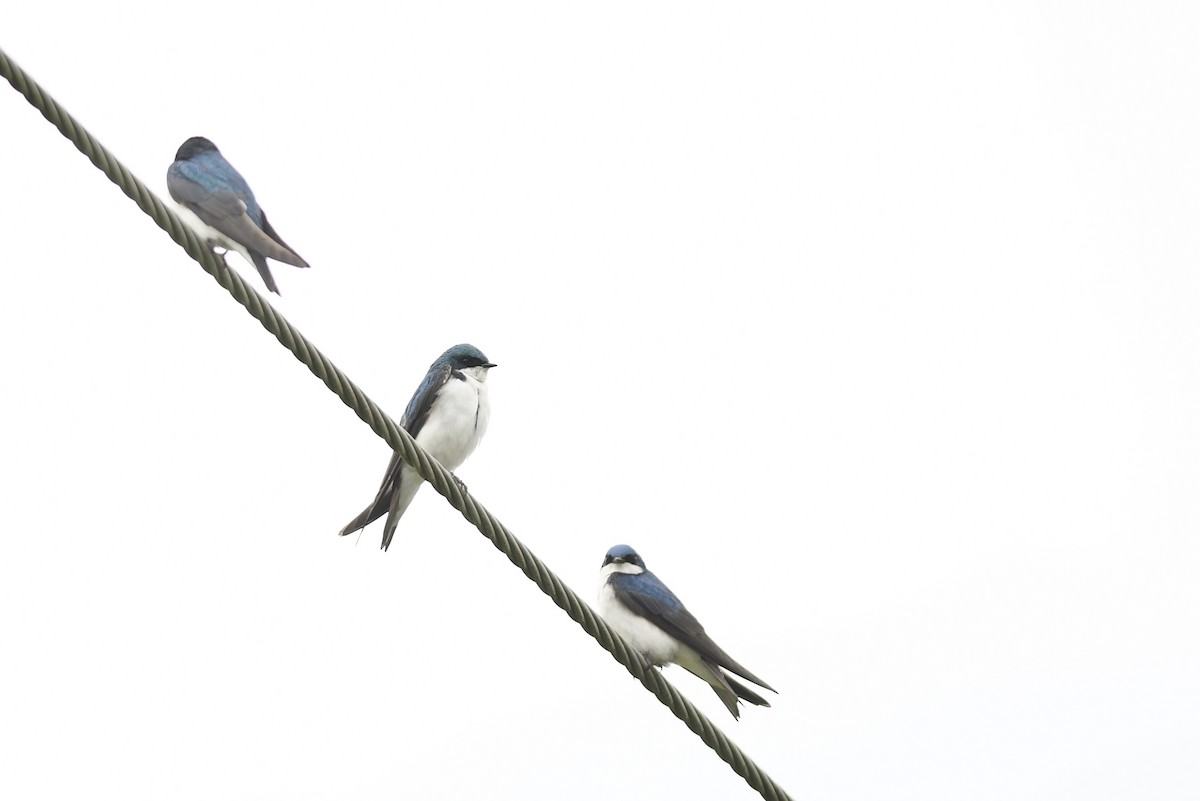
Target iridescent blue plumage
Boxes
[599,544,776,719]
[167,136,309,294]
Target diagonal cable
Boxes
[1,47,793,801]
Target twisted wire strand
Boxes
[1,47,793,801]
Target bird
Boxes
[340,344,496,551]
[597,544,776,719]
[166,136,309,295]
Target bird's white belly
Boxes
[414,376,489,471]
[597,581,681,665]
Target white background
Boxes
[2,2,1198,799]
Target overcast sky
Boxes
[2,3,1198,800]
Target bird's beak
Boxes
[483,362,497,369]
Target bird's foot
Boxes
[450,473,469,494]
[207,243,231,268]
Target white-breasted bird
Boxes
[167,136,309,295]
[340,344,495,550]
[598,544,776,719]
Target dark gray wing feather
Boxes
[725,671,772,707]
[337,365,453,541]
[167,171,308,269]
[338,450,403,536]
[257,212,309,268]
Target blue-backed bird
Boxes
[598,544,776,719]
[340,344,495,551]
[167,136,309,294]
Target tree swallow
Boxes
[166,136,309,295]
[340,344,496,551]
[598,544,777,719]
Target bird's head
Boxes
[437,344,496,378]
[174,136,219,161]
[602,544,647,573]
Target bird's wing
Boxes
[724,672,772,708]
[402,363,453,440]
[258,212,309,268]
[610,571,776,692]
[336,363,452,539]
[167,165,305,266]
[338,449,403,536]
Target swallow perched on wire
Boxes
[598,544,777,719]
[167,136,309,294]
[340,344,496,550]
